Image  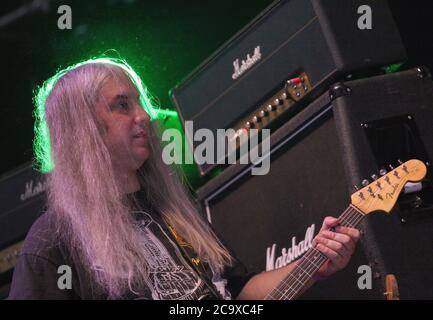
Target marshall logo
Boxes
[20,179,47,201]
[232,46,262,80]
[266,224,316,271]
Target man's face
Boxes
[95,75,151,171]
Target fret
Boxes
[285,269,309,286]
[267,204,366,300]
[298,256,319,269]
[272,286,293,297]
[339,205,364,228]
[302,249,326,267]
[293,265,313,278]
[339,217,355,228]
[266,281,297,300]
[266,255,318,300]
[349,204,366,217]
[275,267,312,299]
[272,283,298,300]
[279,283,300,300]
[266,262,315,300]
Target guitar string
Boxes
[267,249,322,299]
[278,248,327,299]
[266,206,360,299]
[267,206,365,299]
[280,206,364,299]
[267,207,355,299]
[282,208,362,299]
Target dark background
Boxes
[0,0,432,178]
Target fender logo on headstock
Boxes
[385,183,399,200]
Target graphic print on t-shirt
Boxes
[136,211,211,300]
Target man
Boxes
[9,57,359,299]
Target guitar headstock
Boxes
[351,159,427,215]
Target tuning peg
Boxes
[389,164,394,170]
[371,174,378,180]
[379,168,387,176]
[362,179,369,187]
[398,159,403,165]
[376,181,382,189]
[354,185,360,191]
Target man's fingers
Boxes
[316,243,344,265]
[314,219,361,277]
[321,216,339,231]
[335,226,361,241]
[315,235,348,256]
[320,230,355,252]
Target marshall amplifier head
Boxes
[0,163,46,296]
[170,0,406,176]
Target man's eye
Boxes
[115,100,129,110]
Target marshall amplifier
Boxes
[0,163,46,298]
[196,67,433,299]
[170,0,407,176]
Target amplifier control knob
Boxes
[266,104,275,112]
[252,116,260,123]
[259,110,267,118]
[273,98,281,106]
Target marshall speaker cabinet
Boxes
[196,68,433,299]
[0,164,46,298]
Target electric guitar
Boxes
[265,159,427,300]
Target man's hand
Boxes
[313,216,360,279]
[237,216,361,299]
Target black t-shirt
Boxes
[8,192,253,300]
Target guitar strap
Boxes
[163,218,223,300]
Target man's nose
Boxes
[134,105,150,125]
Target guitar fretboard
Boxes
[265,204,365,300]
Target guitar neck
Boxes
[265,204,365,300]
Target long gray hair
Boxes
[33,57,232,298]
